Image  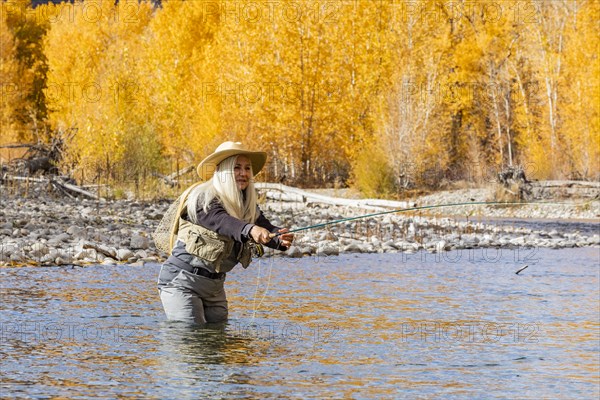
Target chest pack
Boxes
[177,217,252,272]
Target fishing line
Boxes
[250,259,273,321]
[249,235,301,320]
[271,200,592,236]
[250,242,278,321]
[250,254,264,321]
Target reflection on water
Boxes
[0,247,598,398]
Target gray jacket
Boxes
[163,198,287,276]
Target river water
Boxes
[1,247,598,399]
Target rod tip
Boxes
[515,265,529,275]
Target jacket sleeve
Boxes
[194,200,249,243]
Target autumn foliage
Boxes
[1,0,598,195]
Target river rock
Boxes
[343,243,364,253]
[116,249,135,261]
[135,249,148,259]
[48,233,71,245]
[548,230,562,239]
[129,260,145,267]
[81,206,95,216]
[301,245,316,255]
[55,256,73,266]
[74,249,96,261]
[30,243,49,258]
[383,240,397,250]
[510,237,526,246]
[285,246,303,258]
[0,243,19,257]
[130,234,149,250]
[435,240,448,253]
[1,185,599,266]
[81,241,116,258]
[382,244,397,252]
[10,252,26,263]
[40,252,58,264]
[317,244,340,257]
[67,225,82,235]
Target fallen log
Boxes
[51,178,103,200]
[166,165,195,181]
[153,165,195,186]
[530,180,600,199]
[50,180,76,199]
[2,174,47,183]
[256,183,415,210]
[531,180,600,189]
[3,174,103,200]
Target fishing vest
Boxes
[177,217,252,272]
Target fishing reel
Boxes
[249,241,264,258]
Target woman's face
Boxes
[234,155,252,190]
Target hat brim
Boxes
[197,149,267,181]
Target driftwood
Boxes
[50,180,76,199]
[153,165,195,186]
[52,178,101,200]
[256,183,415,211]
[529,180,600,199]
[531,180,599,189]
[2,174,47,183]
[2,174,103,200]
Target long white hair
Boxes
[186,155,259,224]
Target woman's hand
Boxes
[250,226,294,247]
[250,225,272,244]
[276,228,294,248]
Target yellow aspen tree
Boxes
[2,0,49,143]
[558,0,599,179]
[43,0,154,179]
[511,0,598,180]
[330,1,396,181]
[210,0,349,183]
[1,8,19,143]
[380,0,456,189]
[527,0,571,179]
[139,0,222,169]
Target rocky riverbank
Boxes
[1,185,598,267]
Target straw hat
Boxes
[197,141,267,181]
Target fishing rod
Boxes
[270,200,591,237]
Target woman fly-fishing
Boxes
[157,141,294,324]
